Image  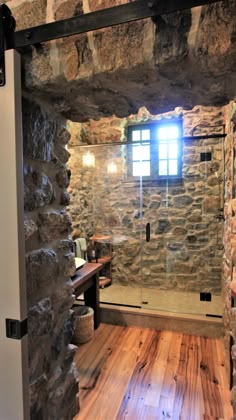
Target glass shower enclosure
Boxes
[68,134,224,317]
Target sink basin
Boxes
[75,257,86,270]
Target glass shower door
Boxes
[140,136,224,316]
[140,182,198,313]
[72,143,143,307]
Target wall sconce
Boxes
[107,161,117,174]
[82,151,95,167]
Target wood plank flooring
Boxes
[74,324,232,420]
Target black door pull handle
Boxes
[146,223,150,242]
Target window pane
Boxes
[159,143,167,159]
[157,124,180,140]
[169,160,178,175]
[167,125,180,139]
[159,160,167,176]
[133,161,150,176]
[133,145,150,161]
[168,142,178,159]
[157,127,167,140]
[129,122,182,179]
[132,130,140,141]
[141,129,150,140]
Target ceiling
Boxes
[16,0,236,122]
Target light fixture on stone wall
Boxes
[82,151,95,167]
[107,161,117,174]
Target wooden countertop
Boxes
[71,262,103,290]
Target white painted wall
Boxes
[0,50,29,420]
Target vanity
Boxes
[71,262,103,329]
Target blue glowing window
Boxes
[127,120,182,179]
[157,124,180,177]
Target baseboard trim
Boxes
[100,304,224,338]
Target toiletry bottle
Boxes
[87,240,95,262]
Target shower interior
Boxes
[68,133,225,318]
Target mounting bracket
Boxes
[0,4,15,86]
[6,318,28,340]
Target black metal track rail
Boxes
[70,133,226,149]
[9,0,223,49]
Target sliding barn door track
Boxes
[0,0,224,86]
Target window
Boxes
[127,120,182,180]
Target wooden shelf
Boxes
[91,256,112,264]
[99,277,112,288]
[90,234,111,242]
[89,235,113,287]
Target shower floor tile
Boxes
[99,284,223,317]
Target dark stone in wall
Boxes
[53,144,70,164]
[56,168,70,189]
[53,314,75,354]
[22,98,56,162]
[75,34,93,71]
[60,191,71,205]
[153,10,192,65]
[122,215,133,229]
[28,298,54,337]
[30,373,48,419]
[56,127,71,146]
[26,248,59,304]
[186,235,197,243]
[24,163,55,211]
[155,219,171,234]
[196,0,236,76]
[31,402,44,420]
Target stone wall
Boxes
[23,98,79,419]
[5,0,236,121]
[223,101,236,411]
[68,105,225,294]
[3,0,235,414]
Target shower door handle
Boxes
[146,223,150,242]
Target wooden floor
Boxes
[74,324,233,420]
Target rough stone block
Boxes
[202,196,221,213]
[53,144,70,164]
[38,210,72,242]
[23,99,56,162]
[26,248,58,302]
[52,283,75,315]
[24,164,55,211]
[56,168,70,189]
[60,252,76,277]
[60,191,71,206]
[13,0,47,31]
[173,195,193,207]
[24,216,38,241]
[28,297,54,337]
[52,312,75,354]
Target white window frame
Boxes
[127,120,183,181]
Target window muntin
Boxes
[131,128,151,176]
[127,120,182,179]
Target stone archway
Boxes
[4,0,236,417]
